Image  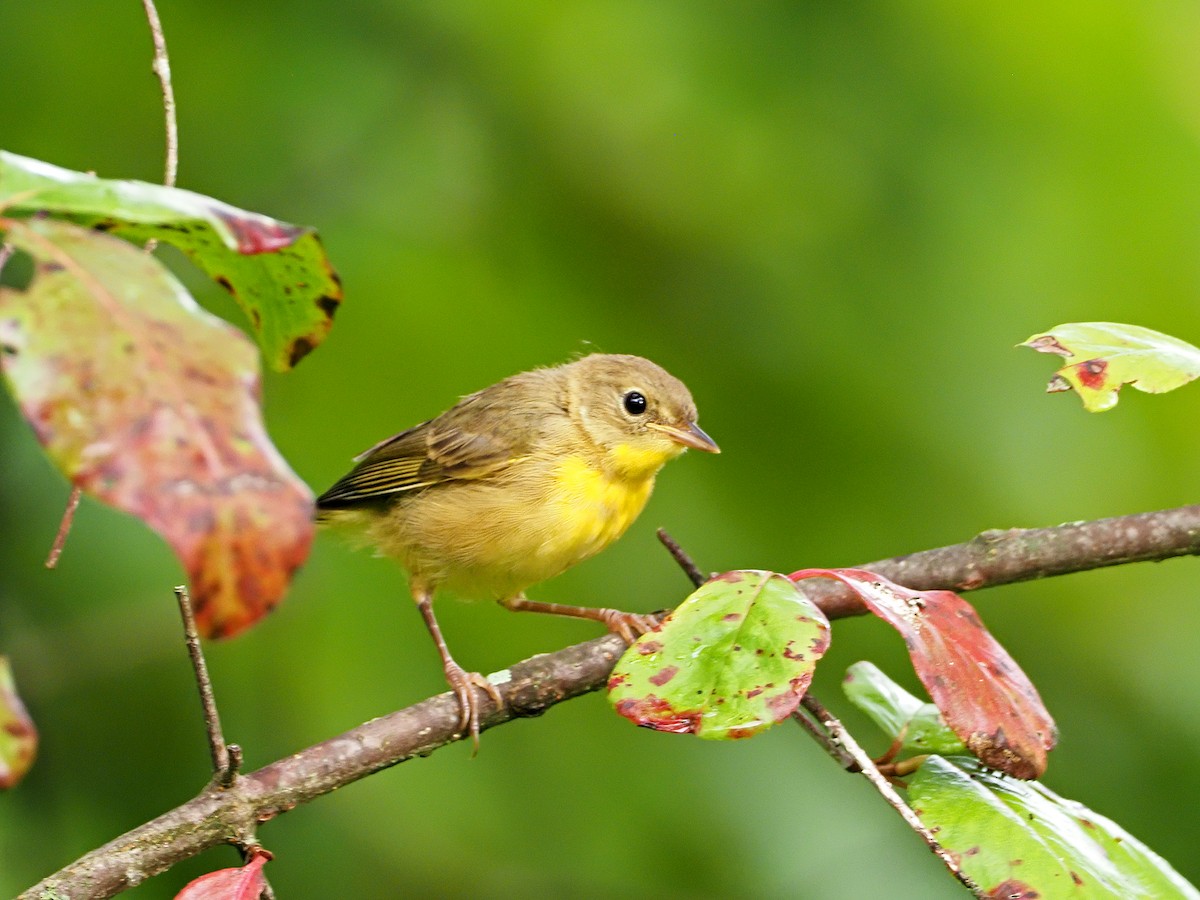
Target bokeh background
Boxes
[3,2,1200,897]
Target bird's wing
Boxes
[315,378,551,509]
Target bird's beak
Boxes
[649,421,720,454]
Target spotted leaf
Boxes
[0,150,341,371]
[911,755,1199,899]
[609,570,830,739]
[1021,322,1200,412]
[0,218,313,638]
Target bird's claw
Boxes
[597,608,659,644]
[443,662,505,751]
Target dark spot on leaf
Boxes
[745,687,764,699]
[606,673,628,690]
[984,880,1039,899]
[288,337,315,367]
[316,293,340,318]
[649,666,679,687]
[782,640,805,661]
[721,613,742,622]
[3,721,32,738]
[637,640,662,656]
[1070,872,1083,886]
[1074,358,1107,390]
[614,695,701,734]
[249,308,262,329]
[965,846,980,856]
[215,276,235,295]
[39,261,65,274]
[726,727,760,739]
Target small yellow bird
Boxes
[317,353,718,744]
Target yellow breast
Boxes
[549,450,663,563]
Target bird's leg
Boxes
[498,594,659,644]
[413,587,504,750]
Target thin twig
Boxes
[141,0,178,189]
[44,486,83,569]
[800,694,979,893]
[174,586,233,782]
[656,528,708,588]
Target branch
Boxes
[21,634,628,900]
[802,503,1200,619]
[23,502,1200,897]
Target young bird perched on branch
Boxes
[316,353,718,746]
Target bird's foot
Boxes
[443,661,505,751]
[595,608,660,644]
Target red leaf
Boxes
[175,848,270,900]
[0,218,313,638]
[790,568,1057,779]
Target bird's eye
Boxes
[623,390,647,415]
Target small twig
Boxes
[174,586,234,783]
[44,486,83,569]
[141,0,178,189]
[800,694,979,893]
[656,528,708,588]
[795,696,857,770]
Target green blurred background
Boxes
[4,2,1200,897]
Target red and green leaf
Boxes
[0,150,341,371]
[609,570,830,739]
[791,568,1056,778]
[0,657,37,789]
[1021,322,1200,412]
[0,217,313,638]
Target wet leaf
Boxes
[0,657,37,789]
[791,568,1056,778]
[1021,322,1200,412]
[842,661,965,756]
[911,755,1200,899]
[175,848,271,900]
[0,218,313,638]
[609,570,830,739]
[0,150,341,371]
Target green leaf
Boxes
[0,150,341,371]
[608,570,830,739]
[0,657,37,789]
[910,755,1200,899]
[0,218,314,638]
[842,661,965,756]
[1021,322,1200,412]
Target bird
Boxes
[316,353,719,746]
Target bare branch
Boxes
[23,502,1200,896]
[21,633,627,899]
[801,504,1200,620]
